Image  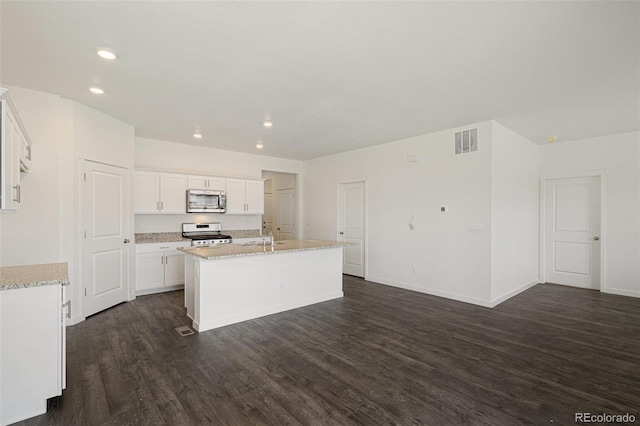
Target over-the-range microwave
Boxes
[186,189,226,213]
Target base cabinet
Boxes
[135,242,190,294]
[0,285,65,426]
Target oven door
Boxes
[187,190,226,213]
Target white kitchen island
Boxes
[178,240,345,332]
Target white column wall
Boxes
[490,121,540,304]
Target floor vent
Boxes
[175,325,195,336]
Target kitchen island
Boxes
[178,240,345,332]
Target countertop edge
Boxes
[1,278,70,291]
[0,262,70,291]
[178,240,348,260]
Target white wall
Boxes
[134,137,304,234]
[0,85,135,324]
[135,213,259,234]
[490,121,540,303]
[71,100,135,320]
[0,86,66,267]
[135,137,302,178]
[540,131,640,297]
[304,121,495,305]
[74,102,135,169]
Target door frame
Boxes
[539,170,607,290]
[336,179,368,278]
[78,159,135,321]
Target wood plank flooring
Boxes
[19,276,640,425]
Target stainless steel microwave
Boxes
[186,189,226,213]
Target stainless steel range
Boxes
[182,222,231,246]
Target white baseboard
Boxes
[135,284,184,297]
[194,291,344,332]
[601,287,640,298]
[490,279,540,307]
[66,315,85,326]
[365,275,493,307]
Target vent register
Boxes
[455,128,478,155]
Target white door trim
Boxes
[336,179,368,278]
[80,159,133,318]
[539,170,607,291]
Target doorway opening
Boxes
[337,181,366,278]
[261,171,298,240]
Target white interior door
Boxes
[337,181,365,277]
[277,188,296,240]
[82,161,130,317]
[545,176,601,289]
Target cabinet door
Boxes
[245,180,265,214]
[207,177,226,191]
[134,171,160,213]
[160,173,187,213]
[19,132,31,172]
[164,251,185,287]
[1,104,19,211]
[225,178,246,214]
[187,175,208,190]
[135,252,165,291]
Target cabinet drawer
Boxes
[135,241,190,254]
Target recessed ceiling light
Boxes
[193,133,203,139]
[263,120,273,128]
[96,48,118,60]
[89,87,105,95]
[256,142,264,149]
[547,135,558,143]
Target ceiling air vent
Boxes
[455,128,478,155]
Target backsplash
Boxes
[135,213,261,234]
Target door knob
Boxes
[593,236,600,241]
[339,231,344,235]
[124,238,130,244]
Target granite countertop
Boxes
[135,229,262,244]
[178,239,348,260]
[0,262,70,291]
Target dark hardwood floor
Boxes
[19,276,640,425]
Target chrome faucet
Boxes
[268,230,274,247]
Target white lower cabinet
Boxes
[135,242,190,294]
[0,284,65,426]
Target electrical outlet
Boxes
[280,282,285,290]
[411,266,417,274]
[137,222,144,229]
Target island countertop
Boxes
[178,239,348,260]
[0,262,70,291]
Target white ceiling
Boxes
[1,1,638,160]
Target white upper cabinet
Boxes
[1,88,32,212]
[186,175,226,191]
[134,171,160,213]
[134,171,187,213]
[226,178,264,214]
[160,173,187,213]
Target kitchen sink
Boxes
[240,241,285,247]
